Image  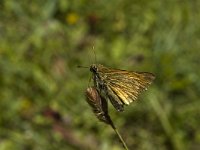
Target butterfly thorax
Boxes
[90,64,106,90]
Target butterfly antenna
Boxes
[92,46,97,64]
[77,65,89,68]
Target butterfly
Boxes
[89,64,155,112]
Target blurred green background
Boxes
[0,0,200,150]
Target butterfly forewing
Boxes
[106,71,155,104]
[90,64,155,111]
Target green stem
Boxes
[113,127,129,150]
[108,117,129,150]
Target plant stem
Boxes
[113,127,129,150]
[108,117,129,150]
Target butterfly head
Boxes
[90,64,98,73]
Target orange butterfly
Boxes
[89,64,155,111]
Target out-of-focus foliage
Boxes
[0,0,200,150]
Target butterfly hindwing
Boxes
[105,85,124,111]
